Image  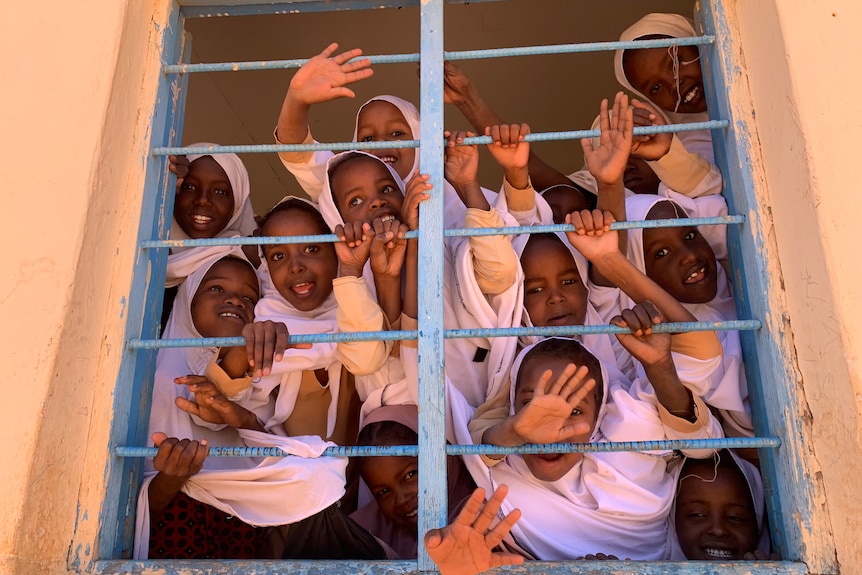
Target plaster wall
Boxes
[0,0,169,573]
[730,0,862,570]
[0,0,860,573]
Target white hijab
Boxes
[457,339,680,560]
[513,232,630,379]
[135,250,347,558]
[624,193,752,437]
[166,143,258,287]
[614,13,707,127]
[236,196,345,437]
[667,450,770,559]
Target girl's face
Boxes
[514,356,599,482]
[175,156,235,239]
[623,40,706,114]
[521,236,588,327]
[261,209,338,312]
[675,461,759,560]
[361,455,419,531]
[330,156,404,225]
[642,202,718,304]
[355,100,416,181]
[190,258,259,338]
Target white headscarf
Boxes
[513,232,631,379]
[135,250,347,558]
[237,196,345,437]
[166,143,258,287]
[668,450,770,559]
[469,339,681,560]
[624,193,752,437]
[614,13,707,126]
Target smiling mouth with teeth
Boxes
[377,155,397,164]
[684,267,706,284]
[703,547,735,559]
[191,214,213,224]
[379,214,397,224]
[684,86,701,104]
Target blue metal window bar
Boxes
[89,1,831,574]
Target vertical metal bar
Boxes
[696,1,837,572]
[417,0,447,571]
[98,1,191,560]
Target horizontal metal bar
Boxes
[126,319,761,349]
[153,139,418,156]
[93,558,808,575]
[140,215,744,249]
[163,36,714,74]
[151,121,728,156]
[116,436,780,459]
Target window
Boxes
[73,1,833,573]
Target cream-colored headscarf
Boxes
[166,143,258,287]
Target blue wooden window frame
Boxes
[69,1,837,573]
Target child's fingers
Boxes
[618,308,645,335]
[579,210,598,235]
[547,363,578,397]
[423,529,444,549]
[532,369,555,398]
[565,376,597,408]
[598,98,610,134]
[274,322,290,360]
[566,210,586,235]
[559,420,594,440]
[175,374,210,387]
[152,431,169,447]
[334,224,347,241]
[631,305,655,333]
[600,210,616,230]
[488,551,526,570]
[319,42,340,59]
[242,323,262,370]
[641,300,662,324]
[559,364,592,399]
[174,397,202,417]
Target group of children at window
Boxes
[134,12,778,572]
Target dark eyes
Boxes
[405,469,418,481]
[178,182,229,196]
[270,251,285,262]
[304,245,320,254]
[381,185,394,195]
[650,83,662,94]
[525,285,543,295]
[348,196,363,208]
[685,231,697,241]
[374,487,390,497]
[391,130,405,138]
[654,248,669,259]
[570,407,583,417]
[561,278,581,286]
[360,135,374,142]
[208,285,224,293]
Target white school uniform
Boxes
[667,450,772,559]
[614,13,723,198]
[447,339,723,561]
[165,144,258,287]
[134,250,347,559]
[233,196,390,436]
[622,193,753,438]
[317,150,522,409]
